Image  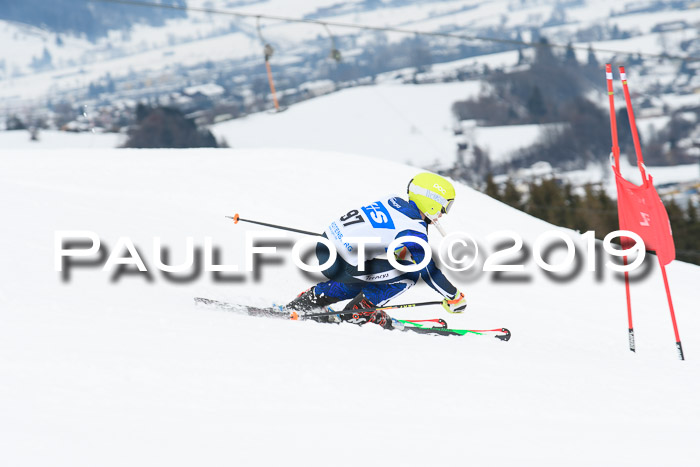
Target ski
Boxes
[194,297,296,319]
[194,297,510,341]
[397,319,511,341]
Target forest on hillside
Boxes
[0,0,186,40]
[483,175,700,266]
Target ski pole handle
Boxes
[227,214,322,237]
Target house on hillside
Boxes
[182,83,226,112]
[299,80,336,98]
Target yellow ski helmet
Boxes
[407,173,456,221]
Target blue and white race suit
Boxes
[315,195,457,306]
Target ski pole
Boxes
[227,213,322,237]
[301,300,444,319]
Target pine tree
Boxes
[526,85,547,120]
[562,183,581,230]
[125,105,218,148]
[6,115,26,130]
[581,184,615,237]
[586,45,598,68]
[484,173,502,201]
[665,199,687,260]
[683,200,700,264]
[534,37,557,66]
[502,179,522,210]
[665,199,685,231]
[544,179,567,225]
[687,199,698,225]
[515,30,526,65]
[564,42,578,66]
[526,180,565,223]
[596,186,618,236]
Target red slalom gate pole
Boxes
[619,66,647,180]
[623,257,635,352]
[606,63,635,352]
[659,259,685,360]
[619,67,684,361]
[606,64,621,167]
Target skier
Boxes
[286,172,467,329]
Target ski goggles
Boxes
[442,198,455,214]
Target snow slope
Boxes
[211,81,554,167]
[1,147,699,466]
[0,129,122,149]
[212,82,481,168]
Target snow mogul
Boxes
[286,172,467,328]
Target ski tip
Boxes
[290,311,299,321]
[495,328,511,342]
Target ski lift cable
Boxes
[256,16,274,61]
[88,0,700,63]
[370,86,452,161]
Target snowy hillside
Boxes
[1,0,698,103]
[1,147,699,466]
[211,80,563,167]
[212,81,482,167]
[211,81,700,187]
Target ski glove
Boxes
[442,291,466,313]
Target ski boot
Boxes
[285,286,341,323]
[340,293,393,330]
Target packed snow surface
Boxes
[0,129,123,149]
[1,148,699,466]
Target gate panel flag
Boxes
[613,166,675,266]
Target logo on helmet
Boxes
[433,183,447,194]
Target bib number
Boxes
[340,209,365,227]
